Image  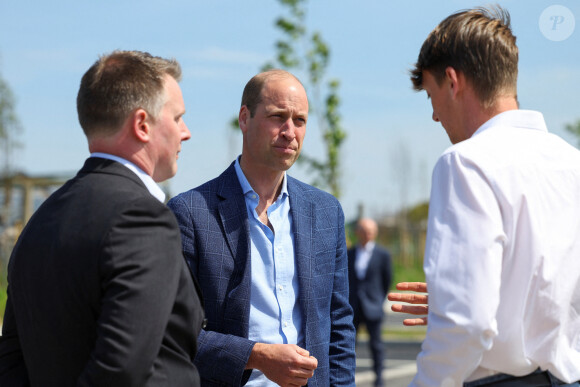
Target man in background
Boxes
[168,69,356,386]
[402,6,580,386]
[0,50,204,386]
[348,218,392,387]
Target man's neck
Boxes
[89,135,153,178]
[239,160,285,205]
[237,159,286,231]
[462,94,519,140]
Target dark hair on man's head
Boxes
[410,5,518,108]
[241,69,303,117]
[77,50,181,138]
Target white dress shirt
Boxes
[412,110,580,387]
[355,241,375,280]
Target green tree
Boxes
[565,119,580,148]
[0,73,22,320]
[232,0,346,198]
[0,75,21,176]
[0,74,22,227]
[0,73,22,227]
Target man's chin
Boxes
[280,157,299,171]
[153,167,178,183]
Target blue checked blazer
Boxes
[168,162,356,386]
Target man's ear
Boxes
[445,66,462,99]
[132,109,151,143]
[238,105,249,134]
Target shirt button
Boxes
[279,285,284,291]
[284,322,289,327]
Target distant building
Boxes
[0,172,72,266]
[0,171,173,266]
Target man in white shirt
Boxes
[401,6,580,387]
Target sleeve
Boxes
[0,289,30,386]
[411,153,506,387]
[77,199,183,386]
[167,195,255,386]
[328,204,356,386]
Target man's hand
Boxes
[387,282,429,326]
[247,343,318,387]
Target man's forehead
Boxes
[261,100,308,114]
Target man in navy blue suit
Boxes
[168,69,356,386]
[348,218,392,387]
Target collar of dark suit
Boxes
[80,157,148,192]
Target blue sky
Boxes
[1,0,579,220]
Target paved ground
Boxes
[354,303,425,386]
[355,340,421,387]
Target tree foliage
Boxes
[0,74,22,177]
[0,72,22,321]
[0,73,23,265]
[232,0,346,198]
[407,201,429,224]
[565,119,580,148]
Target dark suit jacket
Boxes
[348,244,392,321]
[167,162,356,386]
[0,158,204,386]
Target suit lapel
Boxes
[366,247,380,279]
[216,164,252,336]
[216,164,249,266]
[288,178,314,345]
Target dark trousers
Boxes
[464,369,580,387]
[354,313,384,385]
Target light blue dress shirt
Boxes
[234,159,303,386]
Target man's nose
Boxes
[181,122,191,141]
[432,111,440,122]
[281,119,296,140]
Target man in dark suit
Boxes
[348,218,392,387]
[0,50,204,386]
[168,69,356,386]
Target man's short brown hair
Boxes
[77,50,181,138]
[241,69,304,117]
[410,6,518,108]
